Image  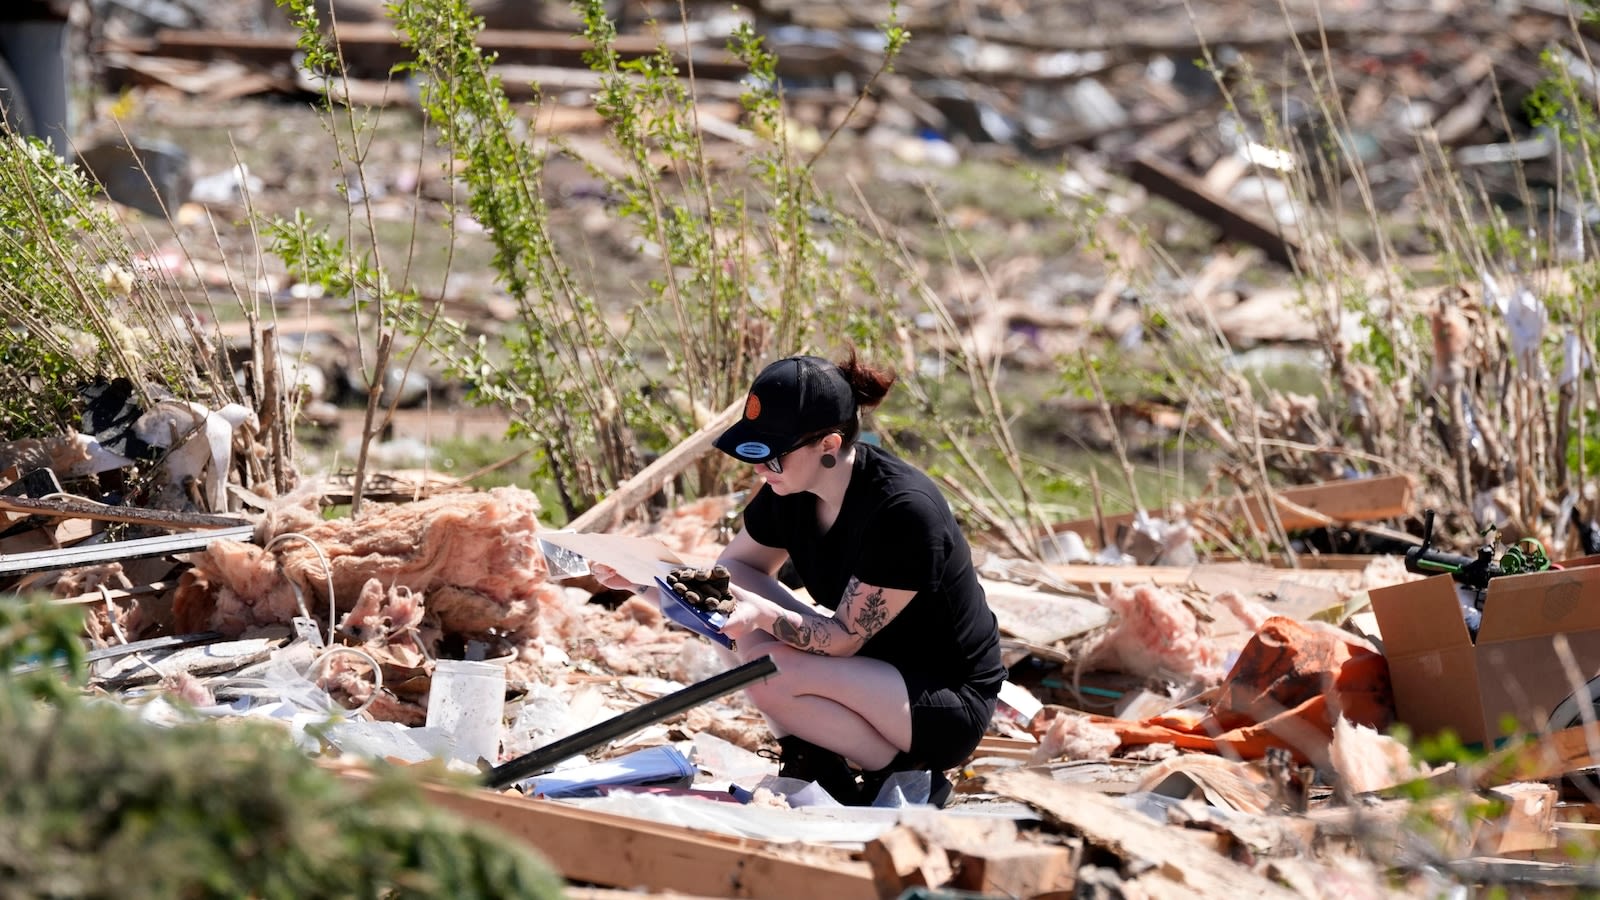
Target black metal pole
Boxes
[484,654,778,791]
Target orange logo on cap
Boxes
[744,394,761,420]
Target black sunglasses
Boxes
[761,432,835,474]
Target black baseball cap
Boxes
[714,355,855,464]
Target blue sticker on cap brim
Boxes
[734,441,771,460]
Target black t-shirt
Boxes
[742,443,1006,698]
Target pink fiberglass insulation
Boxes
[617,593,666,628]
[161,671,216,708]
[1029,708,1122,763]
[1089,583,1225,684]
[1214,589,1276,635]
[173,538,304,636]
[174,486,547,645]
[1328,715,1431,794]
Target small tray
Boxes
[654,577,733,648]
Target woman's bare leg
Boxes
[737,641,911,770]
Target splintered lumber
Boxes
[985,771,1300,899]
[1128,152,1300,268]
[1049,473,1415,551]
[0,495,250,530]
[862,826,954,899]
[567,398,744,534]
[950,842,1077,897]
[406,779,878,899]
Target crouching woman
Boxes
[709,352,1006,805]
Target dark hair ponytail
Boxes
[835,349,895,445]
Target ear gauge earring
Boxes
[820,453,837,469]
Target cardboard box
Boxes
[1368,563,1600,746]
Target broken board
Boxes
[981,579,1110,646]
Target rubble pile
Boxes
[1,436,1598,897]
[4,0,1600,896]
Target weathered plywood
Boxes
[981,579,1111,645]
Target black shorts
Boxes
[901,672,999,770]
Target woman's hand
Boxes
[590,563,643,593]
[719,583,781,640]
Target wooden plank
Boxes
[0,495,249,531]
[1042,564,1197,587]
[0,525,255,577]
[1129,152,1300,268]
[971,735,1039,762]
[407,779,879,899]
[1049,474,1415,551]
[985,771,1300,899]
[951,842,1077,897]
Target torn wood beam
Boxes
[401,778,880,899]
[0,524,255,577]
[1128,152,1301,268]
[0,495,250,530]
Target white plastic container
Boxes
[425,658,507,765]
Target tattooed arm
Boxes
[764,576,917,656]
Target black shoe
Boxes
[773,735,861,803]
[928,769,953,808]
[857,751,952,808]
